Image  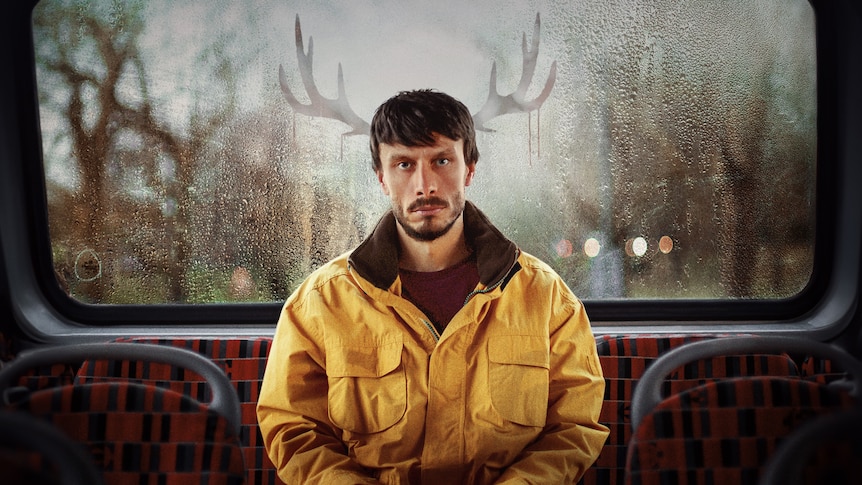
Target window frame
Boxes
[1,0,859,339]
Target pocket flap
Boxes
[327,337,403,378]
[488,335,549,368]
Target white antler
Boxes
[472,13,557,132]
[279,15,370,136]
[279,14,556,137]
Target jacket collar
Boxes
[348,201,519,290]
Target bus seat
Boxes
[77,337,279,485]
[0,410,104,485]
[14,363,79,393]
[625,376,857,485]
[0,333,79,392]
[630,336,862,431]
[0,343,246,485]
[581,334,799,485]
[626,336,862,485]
[799,355,848,385]
[760,409,862,485]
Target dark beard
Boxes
[397,213,460,241]
[394,197,463,242]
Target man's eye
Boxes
[397,161,412,169]
[436,158,450,166]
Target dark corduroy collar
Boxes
[348,201,519,290]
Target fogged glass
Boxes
[33,0,816,304]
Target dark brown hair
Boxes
[370,89,479,171]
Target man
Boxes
[257,90,608,484]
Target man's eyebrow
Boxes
[422,146,458,161]
[385,146,457,162]
[385,151,415,163]
[434,147,458,159]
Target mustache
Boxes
[407,197,448,212]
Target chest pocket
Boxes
[326,338,407,434]
[488,335,550,427]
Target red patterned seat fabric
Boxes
[77,337,277,485]
[624,376,857,485]
[581,334,799,485]
[8,381,245,485]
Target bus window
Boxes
[32,1,815,309]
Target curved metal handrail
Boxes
[0,342,241,437]
[630,336,862,430]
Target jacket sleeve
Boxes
[257,295,380,485]
[494,291,609,484]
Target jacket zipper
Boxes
[462,281,500,306]
[425,282,495,343]
[462,254,521,306]
[423,255,522,343]
[423,252,521,343]
[422,319,441,342]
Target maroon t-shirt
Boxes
[399,256,480,334]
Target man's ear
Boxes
[465,163,476,187]
[376,169,390,195]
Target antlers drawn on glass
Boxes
[278,15,370,137]
[471,13,557,134]
[279,13,556,163]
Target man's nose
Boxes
[414,164,436,196]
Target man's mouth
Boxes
[409,198,447,216]
[413,206,444,217]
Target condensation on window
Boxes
[33,0,815,304]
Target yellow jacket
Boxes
[258,202,608,484]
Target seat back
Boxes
[626,377,857,485]
[0,410,104,485]
[0,343,246,485]
[799,354,847,384]
[582,334,798,485]
[630,336,862,430]
[1,331,80,392]
[77,337,278,485]
[760,410,862,485]
[625,336,862,485]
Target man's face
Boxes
[376,133,476,242]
